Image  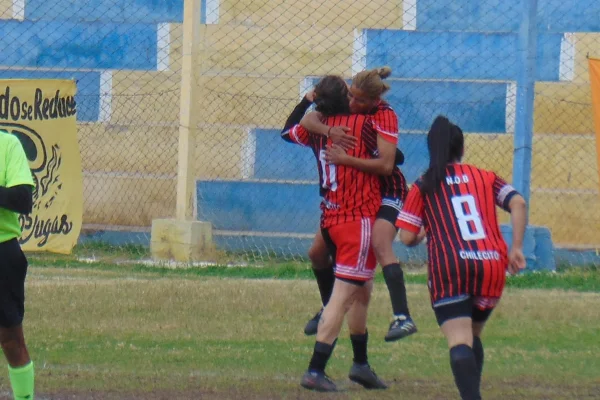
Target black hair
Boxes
[313,75,350,116]
[421,115,464,197]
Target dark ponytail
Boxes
[421,115,464,197]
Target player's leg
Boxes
[301,278,361,392]
[301,218,376,392]
[346,280,387,390]
[0,239,34,400]
[373,202,417,342]
[304,228,335,336]
[434,296,481,400]
[471,297,498,390]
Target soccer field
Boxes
[1,263,599,399]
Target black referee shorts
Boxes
[0,238,28,328]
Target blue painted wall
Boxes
[0,20,157,70]
[365,30,562,81]
[0,70,100,122]
[253,129,318,181]
[385,81,508,133]
[253,129,427,183]
[305,78,509,133]
[417,0,600,33]
[26,0,183,24]
[197,180,322,233]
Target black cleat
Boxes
[300,370,337,392]
[384,315,417,342]
[303,308,323,336]
[348,363,387,389]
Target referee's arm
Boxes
[0,136,34,214]
[0,185,32,214]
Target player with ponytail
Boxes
[397,115,527,400]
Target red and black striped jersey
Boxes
[285,114,382,228]
[370,102,407,200]
[396,164,519,302]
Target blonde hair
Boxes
[352,66,392,99]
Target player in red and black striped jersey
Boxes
[301,67,416,342]
[396,116,527,400]
[282,75,387,392]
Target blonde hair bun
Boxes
[377,66,392,79]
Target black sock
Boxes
[313,264,335,307]
[308,340,336,373]
[350,331,368,365]
[449,344,481,400]
[382,263,410,317]
[473,336,484,382]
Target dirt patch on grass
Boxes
[39,378,600,400]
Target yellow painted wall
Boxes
[193,24,355,76]
[534,82,593,135]
[0,0,13,19]
[83,174,176,227]
[572,33,600,83]
[529,190,600,246]
[218,0,403,29]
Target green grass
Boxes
[27,253,600,293]
[1,264,598,399]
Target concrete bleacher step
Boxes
[0,0,14,19]
[250,129,316,181]
[196,179,320,233]
[529,189,600,246]
[571,33,600,83]
[530,134,599,191]
[250,128,514,184]
[80,123,251,179]
[181,23,356,76]
[534,82,594,134]
[217,0,404,29]
[83,173,175,227]
[0,19,157,70]
[109,71,181,125]
[303,77,512,133]
[110,70,303,127]
[25,0,183,24]
[415,0,600,33]
[358,29,564,81]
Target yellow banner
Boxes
[0,79,83,254]
[590,58,600,195]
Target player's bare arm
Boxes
[300,111,356,150]
[325,134,395,176]
[399,226,425,247]
[507,194,527,275]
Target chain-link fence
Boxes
[4,0,600,266]
[0,0,184,259]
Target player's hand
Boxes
[325,144,349,165]
[508,247,526,275]
[417,226,427,244]
[305,90,316,102]
[328,126,356,151]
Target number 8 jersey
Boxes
[396,164,520,303]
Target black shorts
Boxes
[376,197,403,227]
[432,295,497,326]
[0,238,28,328]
